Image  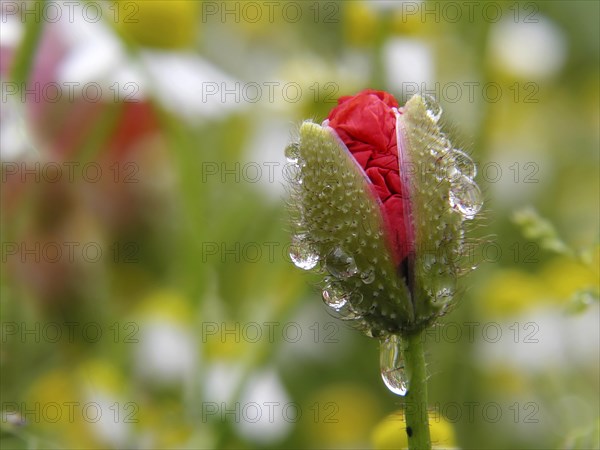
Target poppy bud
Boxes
[286,90,482,338]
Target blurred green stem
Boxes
[9,8,45,88]
[404,331,431,450]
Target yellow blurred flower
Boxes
[278,55,364,119]
[302,384,382,447]
[479,269,550,316]
[76,358,126,393]
[115,0,200,49]
[135,290,198,384]
[344,2,379,47]
[137,400,193,448]
[541,256,599,300]
[137,290,194,325]
[203,321,254,361]
[26,369,98,447]
[390,4,432,36]
[234,1,287,38]
[372,409,457,449]
[484,367,528,396]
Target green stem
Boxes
[404,331,431,450]
[9,7,45,88]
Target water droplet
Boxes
[326,247,359,279]
[360,269,375,284]
[438,133,452,150]
[322,280,363,318]
[422,94,442,123]
[322,280,348,310]
[363,327,376,338]
[422,253,437,273]
[457,265,478,276]
[318,184,334,199]
[283,163,301,184]
[435,287,454,303]
[449,175,483,219]
[289,234,319,270]
[429,274,456,303]
[380,334,408,396]
[355,319,378,338]
[285,142,300,164]
[451,149,477,180]
[337,291,363,320]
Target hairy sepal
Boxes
[398,95,466,322]
[291,121,413,336]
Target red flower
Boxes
[327,89,411,266]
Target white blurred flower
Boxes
[135,319,197,384]
[488,16,567,79]
[23,2,244,120]
[243,116,290,201]
[477,305,600,371]
[382,38,434,95]
[203,361,245,404]
[0,96,35,160]
[0,9,23,49]
[139,50,243,121]
[76,360,134,448]
[234,368,293,445]
[82,389,130,448]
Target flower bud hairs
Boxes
[285,89,482,449]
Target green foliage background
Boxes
[1,1,598,449]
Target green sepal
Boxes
[290,121,413,336]
[399,95,467,321]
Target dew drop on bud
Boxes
[380,334,408,396]
[451,149,477,179]
[283,163,301,184]
[431,274,456,303]
[318,184,334,199]
[322,280,363,319]
[429,134,452,159]
[284,142,300,164]
[326,247,359,279]
[360,269,376,284]
[435,287,454,303]
[449,175,483,219]
[434,281,455,303]
[289,234,319,270]
[439,133,452,150]
[362,327,375,338]
[422,94,442,123]
[337,291,364,321]
[322,280,348,310]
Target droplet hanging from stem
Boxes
[379,334,408,396]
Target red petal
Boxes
[383,195,410,260]
[365,167,392,201]
[327,89,411,265]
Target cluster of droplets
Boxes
[400,94,485,313]
[289,239,382,325]
[286,147,371,326]
[319,246,381,321]
[287,143,321,269]
[286,134,386,332]
[379,334,408,396]
[417,248,458,309]
[421,94,483,221]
